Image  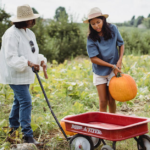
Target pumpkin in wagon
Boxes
[109,73,137,102]
[60,121,76,136]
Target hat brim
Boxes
[11,14,40,22]
[83,14,109,23]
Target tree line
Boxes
[115,14,150,28]
[1,6,150,63]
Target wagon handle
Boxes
[32,67,70,141]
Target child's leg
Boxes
[107,87,116,113]
[96,83,108,112]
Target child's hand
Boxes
[112,65,122,76]
[113,67,122,76]
[116,59,122,70]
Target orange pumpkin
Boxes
[109,73,137,102]
[60,121,75,136]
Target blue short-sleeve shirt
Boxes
[87,24,124,76]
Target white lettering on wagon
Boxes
[71,124,83,130]
[71,125,102,135]
[88,128,102,135]
[83,127,87,132]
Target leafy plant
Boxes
[47,16,86,63]
[0,7,11,47]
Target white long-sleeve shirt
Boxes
[0,25,47,84]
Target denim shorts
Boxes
[93,71,115,86]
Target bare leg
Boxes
[107,86,116,113]
[96,84,108,112]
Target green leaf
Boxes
[31,123,38,132]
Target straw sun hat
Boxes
[11,4,40,22]
[83,7,109,23]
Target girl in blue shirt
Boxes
[84,7,124,113]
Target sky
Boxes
[1,0,150,23]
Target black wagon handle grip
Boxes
[32,66,39,73]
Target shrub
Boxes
[46,16,86,63]
[143,18,150,29]
[0,8,11,47]
[119,27,150,55]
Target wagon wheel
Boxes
[70,134,94,150]
[137,134,150,150]
[90,137,101,148]
[101,145,113,150]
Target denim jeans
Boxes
[9,84,33,137]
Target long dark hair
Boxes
[88,16,113,42]
[13,19,35,29]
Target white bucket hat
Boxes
[11,4,40,22]
[83,7,109,23]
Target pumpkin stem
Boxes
[117,72,122,77]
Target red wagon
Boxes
[61,112,150,150]
[33,69,150,150]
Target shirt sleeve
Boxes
[114,25,124,46]
[4,35,28,72]
[37,54,47,65]
[87,38,99,58]
[37,54,47,71]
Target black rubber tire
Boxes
[137,134,150,150]
[101,145,113,150]
[90,137,101,148]
[70,134,94,150]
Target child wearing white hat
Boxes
[84,7,124,113]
